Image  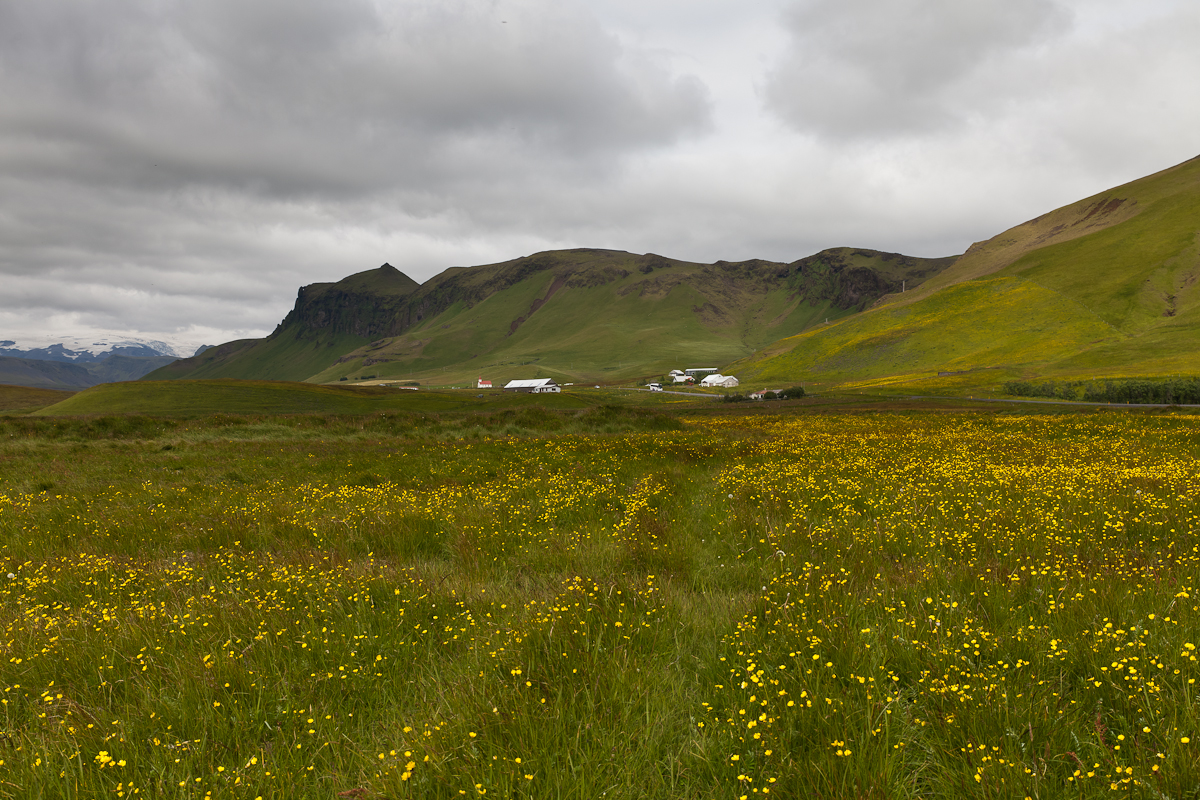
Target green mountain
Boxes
[731,154,1200,390]
[148,249,956,385]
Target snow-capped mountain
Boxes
[0,334,198,364]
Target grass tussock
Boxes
[2,408,1200,797]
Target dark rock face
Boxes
[279,287,405,339]
[274,265,420,340]
[785,249,946,311]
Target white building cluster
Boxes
[666,367,738,388]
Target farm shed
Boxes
[503,378,561,393]
[700,374,739,388]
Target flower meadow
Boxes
[1,409,1199,798]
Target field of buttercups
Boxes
[1,408,1199,798]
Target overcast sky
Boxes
[1,0,1197,350]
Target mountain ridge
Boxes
[147,247,957,385]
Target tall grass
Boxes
[0,405,681,443]
[1,408,1198,797]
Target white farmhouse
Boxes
[503,378,561,393]
[699,373,739,388]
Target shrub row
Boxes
[1004,377,1200,404]
[722,386,806,403]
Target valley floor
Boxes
[1,406,1199,797]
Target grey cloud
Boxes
[0,0,711,343]
[0,0,710,197]
[764,0,1070,138]
[1,0,1197,351]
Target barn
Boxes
[699,373,739,388]
[503,378,561,393]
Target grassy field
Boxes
[2,404,1199,797]
[29,380,716,418]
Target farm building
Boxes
[477,378,492,389]
[668,369,690,383]
[699,373,739,388]
[503,378,561,393]
[685,367,719,378]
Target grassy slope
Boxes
[144,331,373,382]
[735,154,1200,389]
[0,383,75,412]
[878,154,1200,307]
[733,277,1116,384]
[310,249,951,387]
[188,329,371,382]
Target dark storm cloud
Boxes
[764,0,1070,138]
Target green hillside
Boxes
[733,154,1200,389]
[149,249,955,387]
[145,330,374,383]
[309,248,955,386]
